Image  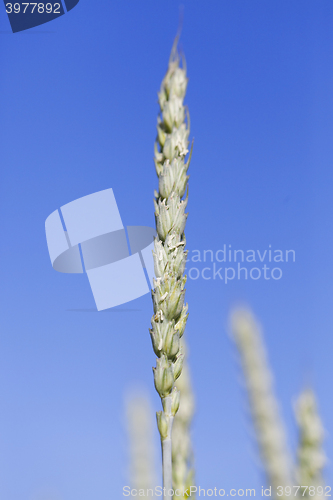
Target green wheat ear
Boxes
[149,36,191,499]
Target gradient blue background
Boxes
[1,1,333,498]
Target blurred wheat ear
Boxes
[230,308,294,497]
[126,391,158,497]
[294,388,326,498]
[172,338,196,498]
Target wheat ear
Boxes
[150,37,191,498]
[294,388,326,497]
[126,393,157,496]
[230,309,293,495]
[172,339,195,498]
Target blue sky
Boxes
[1,1,333,498]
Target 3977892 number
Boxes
[277,486,332,497]
[5,3,61,14]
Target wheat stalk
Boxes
[149,36,191,499]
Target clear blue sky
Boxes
[1,1,333,498]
